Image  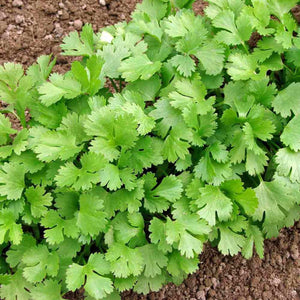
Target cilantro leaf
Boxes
[55,152,107,191]
[31,279,64,300]
[253,175,300,237]
[143,173,183,213]
[0,270,32,300]
[195,185,233,226]
[38,73,82,106]
[0,209,23,245]
[165,214,210,258]
[29,127,83,162]
[76,190,107,237]
[41,210,79,245]
[61,24,96,56]
[272,82,300,117]
[139,244,168,278]
[66,253,113,300]
[25,186,53,218]
[276,147,300,183]
[281,115,300,151]
[106,243,144,278]
[0,162,25,200]
[22,244,59,283]
[119,55,161,82]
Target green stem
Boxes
[32,224,40,240]
[109,78,119,93]
[257,174,264,183]
[269,140,280,150]
[283,63,294,75]
[119,77,123,92]
[241,42,249,55]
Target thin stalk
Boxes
[109,78,119,93]
[257,174,264,183]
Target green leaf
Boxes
[165,214,210,258]
[31,280,64,300]
[38,73,82,106]
[149,217,172,253]
[25,186,53,218]
[61,24,96,56]
[139,244,167,277]
[66,253,113,300]
[71,55,103,95]
[119,54,162,82]
[85,107,138,161]
[276,147,300,183]
[76,190,107,237]
[27,55,56,84]
[272,82,300,117]
[22,244,59,283]
[6,234,36,268]
[281,115,300,151]
[196,41,225,75]
[55,152,107,191]
[167,250,199,278]
[170,55,195,77]
[41,210,79,245]
[0,114,16,145]
[106,243,144,278]
[133,273,166,294]
[29,127,83,162]
[144,173,183,213]
[0,162,25,200]
[226,53,260,81]
[242,225,264,259]
[217,217,247,256]
[253,175,300,237]
[0,209,23,245]
[213,10,252,45]
[0,270,32,300]
[195,185,233,226]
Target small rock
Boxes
[12,0,23,7]
[82,4,87,9]
[99,0,106,5]
[43,5,57,14]
[211,278,219,289]
[44,34,53,40]
[290,245,299,260]
[271,278,281,286]
[7,24,16,31]
[57,10,63,16]
[196,290,206,300]
[0,21,7,34]
[74,19,83,30]
[60,11,70,20]
[0,12,7,21]
[262,290,273,300]
[58,2,65,8]
[15,15,24,25]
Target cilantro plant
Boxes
[0,0,300,299]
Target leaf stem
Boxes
[257,174,264,183]
[109,78,119,93]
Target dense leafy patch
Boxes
[0,0,300,299]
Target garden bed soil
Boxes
[0,0,299,299]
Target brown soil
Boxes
[0,1,299,300]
